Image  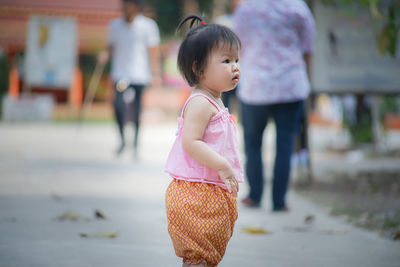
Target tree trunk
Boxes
[212,0,230,19]
[182,0,199,16]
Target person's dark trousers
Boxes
[241,100,304,209]
[113,84,145,151]
[222,86,237,109]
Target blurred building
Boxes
[0,0,122,105]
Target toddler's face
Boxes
[199,44,240,95]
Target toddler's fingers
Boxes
[225,180,232,193]
[225,179,235,194]
[231,181,238,197]
[229,178,238,193]
[229,179,238,197]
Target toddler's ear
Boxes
[192,61,202,77]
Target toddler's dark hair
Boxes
[176,15,241,87]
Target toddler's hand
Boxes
[218,166,239,197]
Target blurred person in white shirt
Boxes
[98,0,161,157]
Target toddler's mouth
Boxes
[232,74,240,83]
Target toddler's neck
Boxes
[193,88,225,109]
[194,88,220,99]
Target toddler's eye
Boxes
[223,59,230,63]
[235,59,239,63]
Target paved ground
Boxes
[0,121,399,267]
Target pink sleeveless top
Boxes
[165,93,244,189]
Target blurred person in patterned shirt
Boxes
[232,0,316,211]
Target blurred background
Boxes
[0,0,399,265]
[0,0,400,130]
[0,0,399,139]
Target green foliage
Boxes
[141,0,214,38]
[342,96,374,144]
[142,0,182,38]
[321,0,400,57]
[0,54,9,97]
[377,3,399,57]
[343,112,373,144]
[383,216,400,229]
[198,0,214,18]
[0,54,10,117]
[351,113,373,144]
[379,95,399,116]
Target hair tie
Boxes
[176,15,207,34]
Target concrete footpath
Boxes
[0,122,399,267]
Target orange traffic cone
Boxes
[8,67,19,99]
[69,67,83,109]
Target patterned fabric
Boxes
[232,0,316,104]
[165,93,244,189]
[166,179,238,267]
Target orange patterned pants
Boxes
[165,179,238,267]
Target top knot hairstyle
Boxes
[176,15,241,87]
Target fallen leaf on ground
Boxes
[304,214,315,225]
[56,211,91,222]
[80,231,119,238]
[95,209,107,220]
[394,231,400,241]
[243,227,268,234]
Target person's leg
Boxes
[271,100,304,210]
[131,84,145,157]
[241,101,269,205]
[113,86,126,154]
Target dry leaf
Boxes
[80,231,119,238]
[56,211,91,222]
[394,231,400,241]
[243,227,268,234]
[304,215,315,225]
[95,209,107,220]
